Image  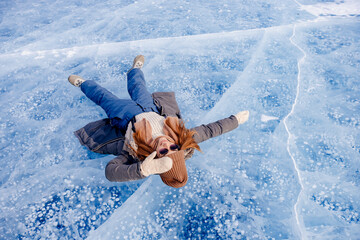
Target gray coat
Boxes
[74,92,239,182]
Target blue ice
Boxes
[0,0,359,239]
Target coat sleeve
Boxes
[191,115,239,144]
[105,154,146,182]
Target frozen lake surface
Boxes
[0,0,359,239]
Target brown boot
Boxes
[68,75,85,87]
[128,55,145,73]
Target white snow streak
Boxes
[299,0,360,17]
[261,114,279,122]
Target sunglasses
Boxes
[159,144,180,156]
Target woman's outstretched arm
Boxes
[191,111,249,144]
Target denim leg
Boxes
[127,69,159,113]
[81,80,143,130]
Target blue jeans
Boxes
[81,68,159,131]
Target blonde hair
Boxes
[132,117,201,161]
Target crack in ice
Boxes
[0,24,294,59]
[285,24,307,240]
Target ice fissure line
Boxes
[285,24,307,240]
[0,23,308,59]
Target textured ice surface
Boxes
[0,0,359,239]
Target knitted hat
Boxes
[160,150,188,188]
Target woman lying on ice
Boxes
[69,55,249,188]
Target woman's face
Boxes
[156,137,179,158]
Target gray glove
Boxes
[140,151,173,177]
[235,110,249,124]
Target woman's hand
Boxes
[140,151,173,177]
[235,110,250,125]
